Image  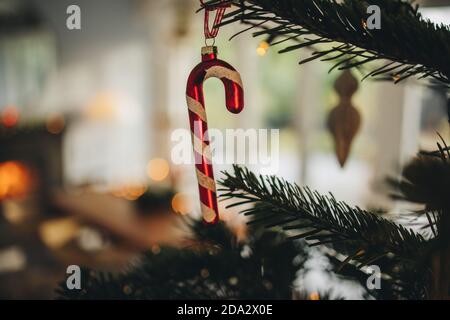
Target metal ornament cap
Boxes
[201,46,218,56]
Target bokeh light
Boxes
[85,93,117,121]
[309,292,320,300]
[256,41,270,57]
[111,184,147,201]
[39,218,79,249]
[1,106,19,128]
[0,161,33,201]
[171,193,192,215]
[2,201,27,224]
[147,158,170,182]
[46,114,66,134]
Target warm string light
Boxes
[228,276,239,286]
[109,158,172,203]
[256,41,270,56]
[2,201,27,224]
[171,193,192,215]
[111,184,147,201]
[1,106,19,128]
[123,285,132,295]
[86,93,117,121]
[38,218,80,249]
[151,244,161,255]
[46,114,65,134]
[309,292,320,300]
[0,161,33,201]
[147,158,170,182]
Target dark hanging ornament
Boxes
[327,70,361,168]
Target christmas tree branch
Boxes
[204,0,450,86]
[56,219,301,300]
[219,165,430,270]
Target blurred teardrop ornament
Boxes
[327,70,361,167]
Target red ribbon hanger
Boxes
[200,0,231,40]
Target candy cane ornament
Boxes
[186,46,244,224]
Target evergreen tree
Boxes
[58,0,450,300]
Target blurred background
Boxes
[0,0,449,299]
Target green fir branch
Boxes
[204,0,450,87]
[219,165,430,271]
[56,219,301,300]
